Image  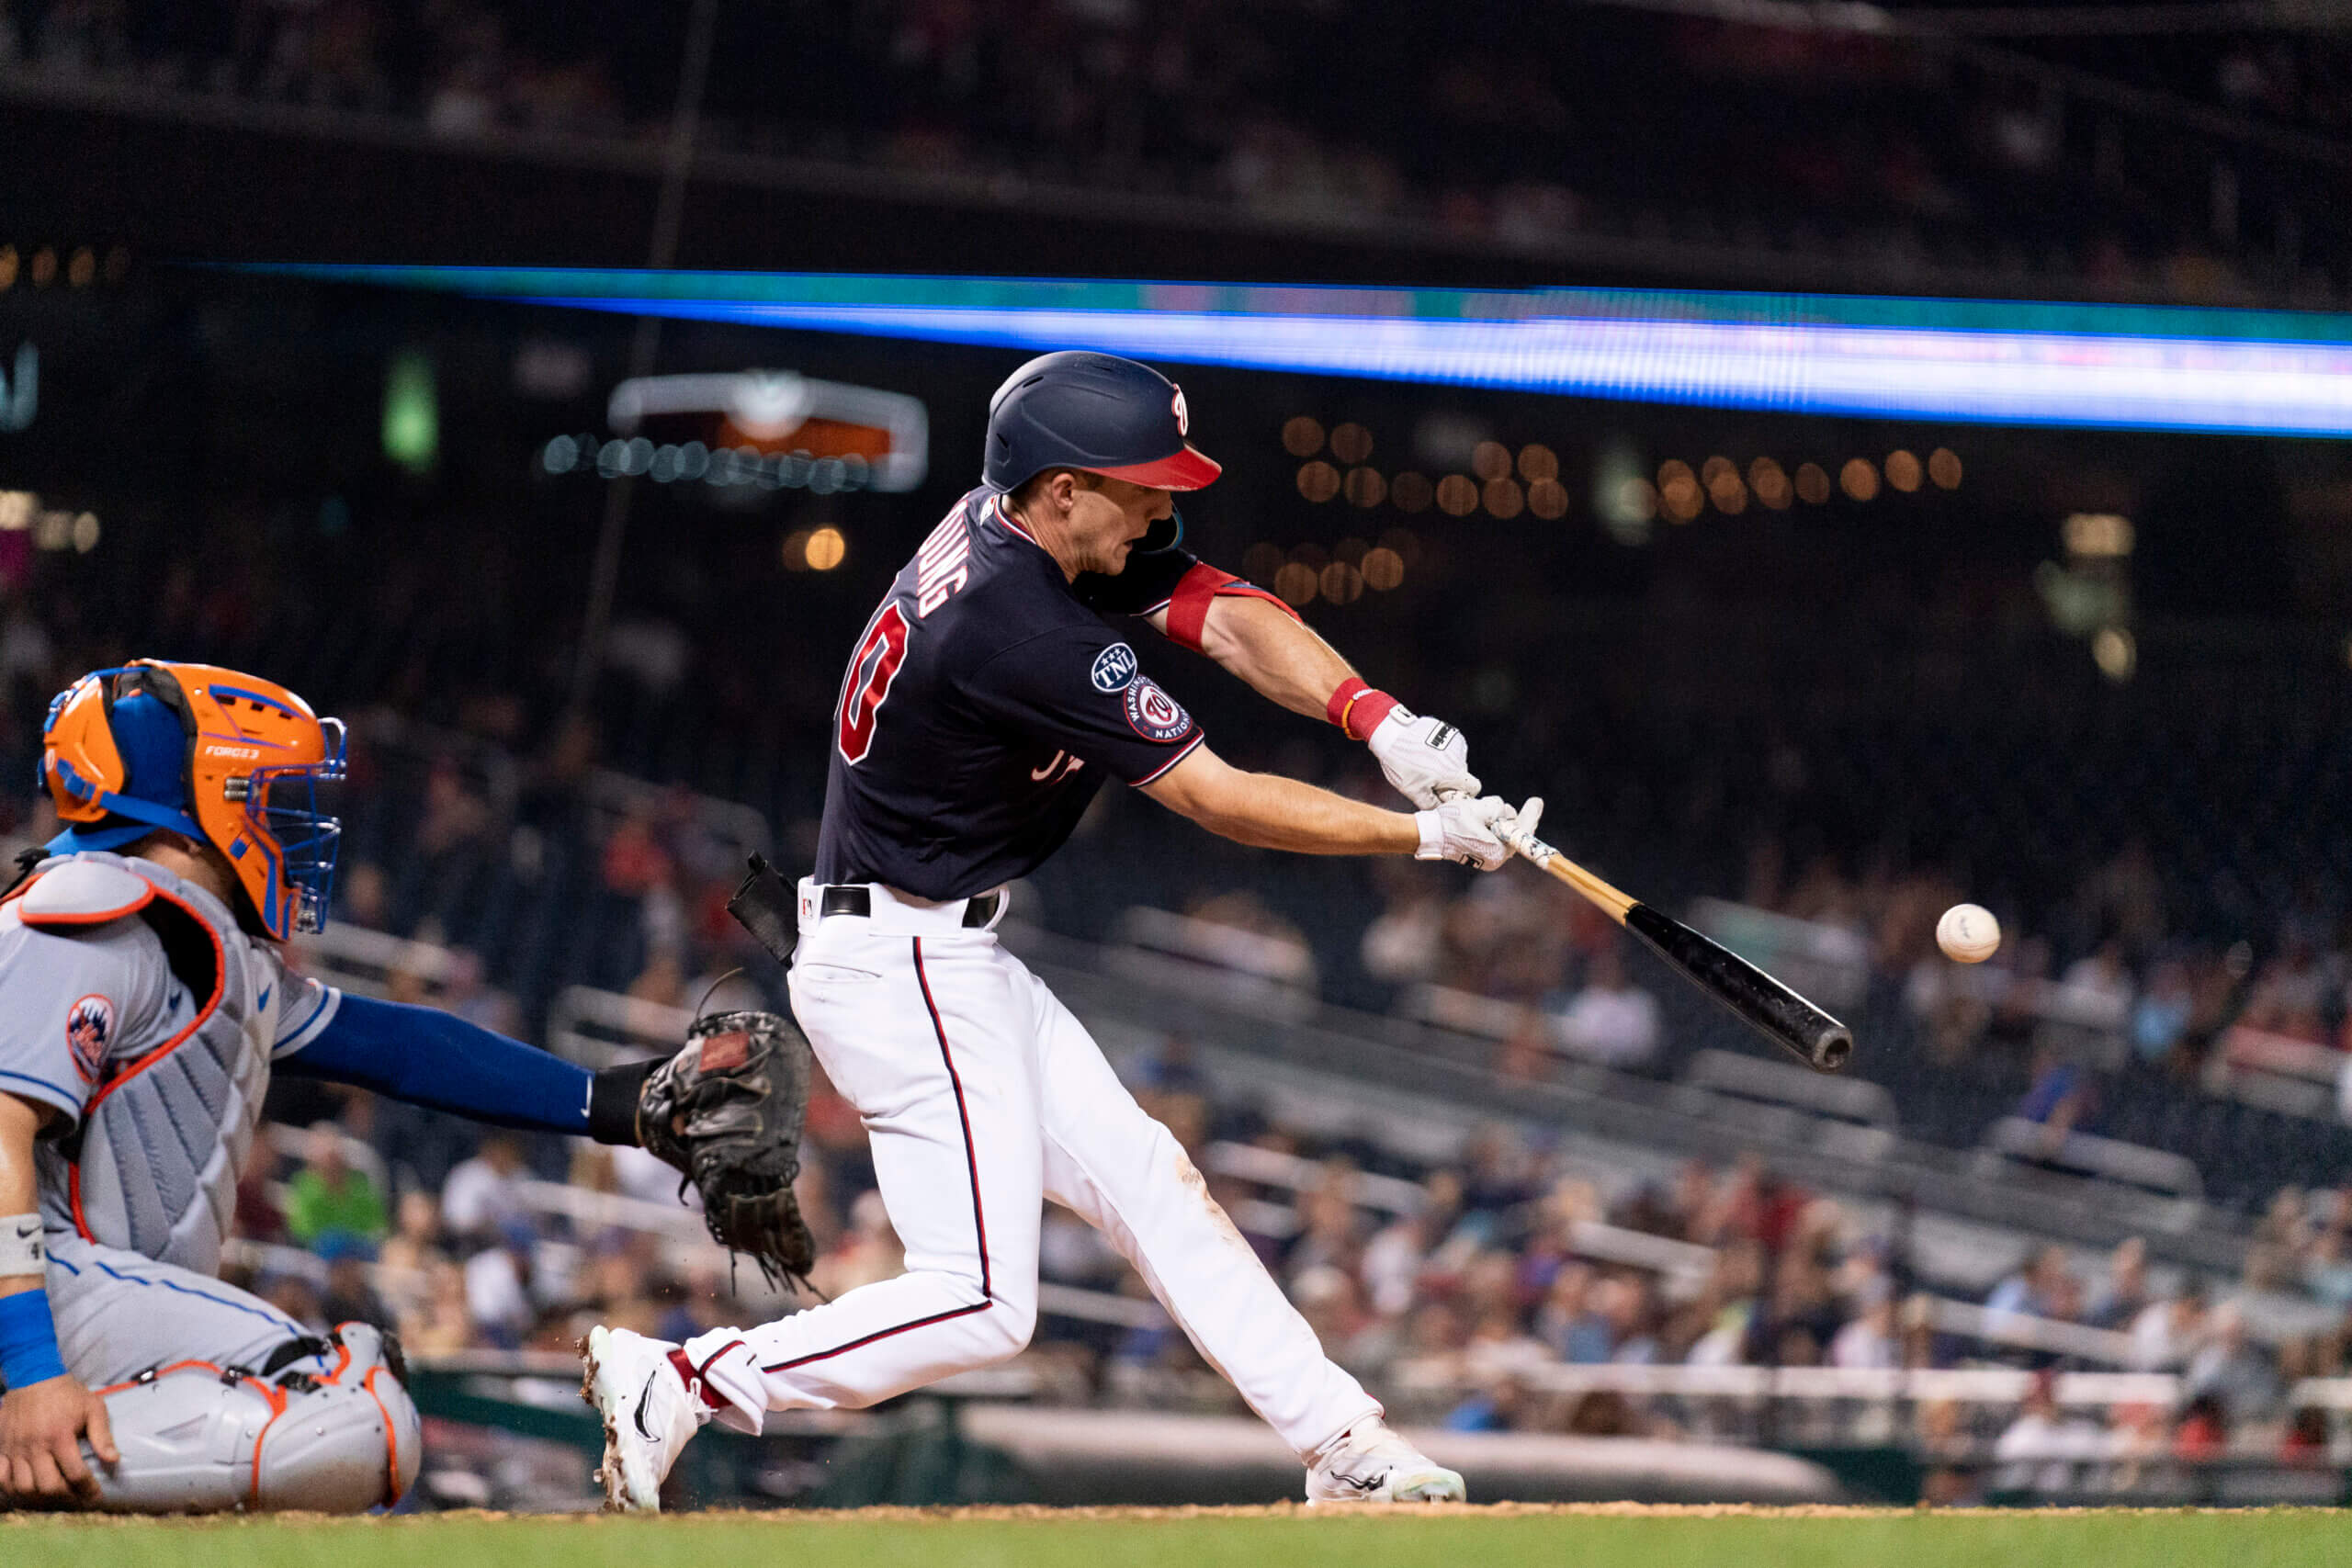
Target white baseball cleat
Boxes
[1305,1416,1466,1504]
[580,1325,706,1512]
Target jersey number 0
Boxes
[836,603,910,764]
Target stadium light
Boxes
[247,265,2352,437]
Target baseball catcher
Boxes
[0,660,802,1512]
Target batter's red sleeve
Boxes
[1165,563,1299,653]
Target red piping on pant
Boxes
[761,937,994,1372]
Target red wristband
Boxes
[1327,677,1400,741]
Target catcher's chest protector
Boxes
[24,854,285,1275]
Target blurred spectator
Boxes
[320,1235,393,1328]
[2245,1188,2312,1292]
[2131,959,2195,1066]
[2130,1279,2210,1371]
[284,1121,390,1250]
[377,1190,449,1325]
[2281,1405,2332,1464]
[811,1190,904,1298]
[602,804,674,897]
[1549,945,1662,1071]
[2061,941,2135,1025]
[338,860,390,930]
[1828,1285,1899,1369]
[463,1221,540,1349]
[2245,941,2330,1044]
[2173,1393,2229,1461]
[415,757,492,858]
[1992,1372,2102,1494]
[2086,1237,2152,1331]
[2015,1050,2096,1137]
[258,1269,328,1335]
[1131,1033,1214,1101]
[627,946,689,1009]
[440,947,520,1038]
[2184,1303,2282,1422]
[1362,874,1445,986]
[1987,1245,2074,1320]
[403,1259,476,1356]
[442,1132,527,1242]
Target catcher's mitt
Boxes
[637,1009,817,1291]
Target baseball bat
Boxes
[1499,823,1854,1074]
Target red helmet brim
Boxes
[1090,444,1222,491]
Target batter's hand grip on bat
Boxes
[1623,903,1855,1073]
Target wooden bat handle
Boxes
[1503,829,1636,925]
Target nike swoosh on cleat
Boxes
[631,1371,662,1442]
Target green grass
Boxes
[9,1508,2352,1568]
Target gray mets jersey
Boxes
[0,852,339,1278]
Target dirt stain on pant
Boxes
[1172,1145,1258,1261]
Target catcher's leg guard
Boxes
[90,1324,419,1514]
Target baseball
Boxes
[1937,903,2001,964]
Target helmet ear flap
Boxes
[42,676,130,824]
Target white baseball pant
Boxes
[682,881,1379,1459]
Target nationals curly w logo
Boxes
[1123,676,1192,742]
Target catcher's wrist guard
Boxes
[637,1009,818,1290]
[588,1058,659,1145]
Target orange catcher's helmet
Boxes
[40,660,346,939]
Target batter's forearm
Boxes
[1143,746,1419,856]
[1197,595,1357,721]
[1188,774,1419,855]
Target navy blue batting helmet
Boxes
[982,351,1221,493]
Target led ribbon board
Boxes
[250,267,2352,436]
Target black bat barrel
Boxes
[1625,903,1854,1073]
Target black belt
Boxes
[818,885,1001,928]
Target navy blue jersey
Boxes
[813,487,1205,899]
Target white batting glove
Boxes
[1367,707,1479,809]
[1415,795,1522,870]
[1498,795,1544,852]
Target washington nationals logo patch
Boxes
[66,993,115,1084]
[1124,676,1192,741]
[1171,385,1190,435]
[1091,642,1137,693]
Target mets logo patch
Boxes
[66,994,115,1084]
[1124,676,1192,741]
[1091,642,1137,694]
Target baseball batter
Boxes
[586,352,1536,1507]
[0,661,673,1511]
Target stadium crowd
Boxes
[6,0,2344,302]
[228,1004,2352,1492]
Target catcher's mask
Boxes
[40,660,346,939]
